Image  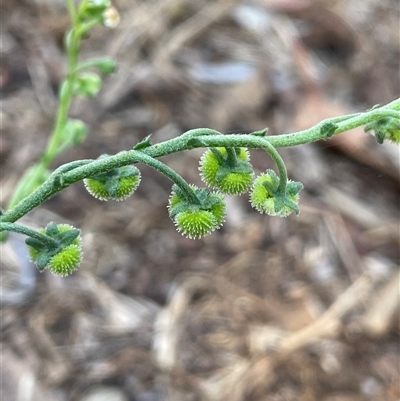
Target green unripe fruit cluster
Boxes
[27,223,83,276]
[84,165,141,201]
[250,169,302,217]
[168,185,226,239]
[48,245,82,276]
[199,147,254,195]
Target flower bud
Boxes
[102,6,120,28]
[74,72,102,97]
[62,119,89,146]
[95,57,117,75]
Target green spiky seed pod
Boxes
[199,147,254,195]
[28,223,82,262]
[168,185,226,239]
[26,222,83,275]
[48,245,82,276]
[250,170,302,217]
[208,194,227,228]
[84,165,141,201]
[83,177,109,201]
[175,210,218,239]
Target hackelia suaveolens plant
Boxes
[1,0,399,276]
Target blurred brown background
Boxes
[1,0,399,400]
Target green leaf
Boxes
[215,166,231,182]
[320,122,338,138]
[169,203,187,219]
[250,128,268,137]
[231,161,254,174]
[25,237,47,251]
[268,169,279,182]
[133,135,152,150]
[79,0,111,19]
[46,222,59,236]
[284,197,300,214]
[273,197,285,213]
[171,184,185,200]
[36,253,51,271]
[120,166,140,178]
[59,229,80,247]
[186,137,205,148]
[287,181,303,196]
[64,30,74,51]
[262,180,276,195]
[105,178,119,197]
[209,148,225,165]
[194,188,211,204]
[202,193,224,209]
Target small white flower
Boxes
[103,6,120,28]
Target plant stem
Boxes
[66,0,77,24]
[74,58,111,73]
[268,100,400,149]
[133,152,201,205]
[1,98,399,224]
[0,222,58,248]
[45,34,80,163]
[6,10,81,211]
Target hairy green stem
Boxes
[0,222,58,248]
[1,98,399,224]
[74,58,111,73]
[130,152,201,205]
[270,101,400,148]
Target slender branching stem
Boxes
[0,222,58,248]
[2,0,400,252]
[6,10,82,210]
[2,97,399,224]
[131,152,201,205]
